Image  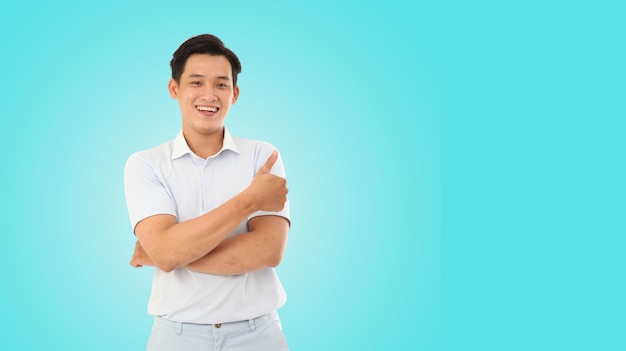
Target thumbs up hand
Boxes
[246,150,288,212]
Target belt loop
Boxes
[249,318,256,332]
[176,322,183,336]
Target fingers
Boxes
[131,241,144,268]
[258,150,278,175]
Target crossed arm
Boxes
[128,150,289,274]
[130,214,289,275]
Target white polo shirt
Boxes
[124,128,289,324]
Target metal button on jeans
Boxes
[215,324,222,328]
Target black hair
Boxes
[170,34,242,86]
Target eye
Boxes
[217,83,228,88]
[191,81,202,86]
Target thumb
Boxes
[258,150,278,175]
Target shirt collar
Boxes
[171,128,241,160]
[222,128,241,154]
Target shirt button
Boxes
[215,324,222,328]
[204,166,209,172]
[205,191,210,196]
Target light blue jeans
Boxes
[146,312,289,351]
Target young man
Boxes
[124,34,290,351]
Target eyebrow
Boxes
[188,73,231,81]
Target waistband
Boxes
[154,312,277,335]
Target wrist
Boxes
[237,188,258,216]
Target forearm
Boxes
[185,231,285,275]
[186,216,289,275]
[138,191,257,272]
[132,216,289,274]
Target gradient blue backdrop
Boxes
[0,1,623,350]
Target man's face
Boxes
[168,54,239,136]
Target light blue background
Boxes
[0,1,623,350]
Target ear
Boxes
[168,79,179,98]
[232,85,240,104]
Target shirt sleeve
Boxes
[248,144,291,226]
[124,152,177,232]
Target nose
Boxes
[200,86,218,102]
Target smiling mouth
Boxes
[196,106,219,113]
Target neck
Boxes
[183,127,225,159]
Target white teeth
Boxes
[197,106,217,112]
